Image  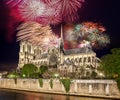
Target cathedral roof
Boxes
[63,48,93,55]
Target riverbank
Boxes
[0,79,120,99]
[0,89,113,100]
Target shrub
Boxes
[116,78,120,91]
[49,79,53,89]
[14,78,17,84]
[39,78,43,88]
[60,78,71,93]
[21,64,38,78]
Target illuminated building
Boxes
[18,26,101,77]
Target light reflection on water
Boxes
[0,90,111,100]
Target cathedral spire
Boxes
[59,24,64,51]
[60,24,63,44]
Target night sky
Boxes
[0,0,120,71]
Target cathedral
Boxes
[17,26,101,77]
[18,40,101,77]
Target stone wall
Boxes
[0,79,120,99]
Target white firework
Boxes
[18,0,46,20]
[17,21,44,41]
[17,21,60,50]
[44,0,61,16]
[28,33,60,50]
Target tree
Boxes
[39,65,48,77]
[7,71,19,78]
[97,48,120,91]
[7,70,20,84]
[21,64,38,78]
[100,48,120,78]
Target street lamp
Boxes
[99,73,104,79]
[54,73,59,79]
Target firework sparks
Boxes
[77,40,91,48]
[5,0,22,7]
[60,0,84,15]
[64,22,110,49]
[17,22,60,50]
[63,13,79,23]
[17,21,44,41]
[97,34,110,47]
[63,24,77,41]
[18,0,46,21]
[87,33,99,42]
[82,22,106,33]
[26,32,60,51]
[37,13,62,25]
[43,0,62,16]
[60,0,84,23]
[5,0,85,25]
[18,0,62,25]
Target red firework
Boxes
[5,0,23,7]
[37,14,62,25]
[42,0,54,4]
[30,0,85,24]
[60,0,84,15]
[82,22,106,32]
[5,0,85,25]
[47,15,62,25]
[63,13,79,23]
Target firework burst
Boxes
[18,0,46,21]
[97,34,110,47]
[5,0,85,25]
[17,22,59,50]
[37,12,62,25]
[60,0,84,23]
[18,0,62,25]
[82,22,106,32]
[64,22,110,49]
[60,0,84,15]
[17,21,43,41]
[63,13,79,23]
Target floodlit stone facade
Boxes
[18,39,101,77]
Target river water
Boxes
[0,89,112,100]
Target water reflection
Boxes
[0,90,111,100]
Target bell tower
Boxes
[18,41,34,69]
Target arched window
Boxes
[27,45,31,53]
[37,49,40,54]
[88,57,91,62]
[92,57,95,63]
[79,58,82,63]
[23,45,25,52]
[84,57,86,63]
[75,58,77,62]
[39,50,41,54]
[34,49,37,54]
[76,69,78,71]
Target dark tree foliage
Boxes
[100,48,120,91]
[39,65,48,75]
[21,64,38,78]
[101,48,120,78]
[60,78,71,93]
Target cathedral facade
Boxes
[18,40,101,77]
